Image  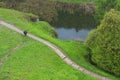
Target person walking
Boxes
[23,30,27,36]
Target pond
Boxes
[50,11,97,41]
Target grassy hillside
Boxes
[0,25,22,59]
[0,25,97,80]
[0,8,119,80]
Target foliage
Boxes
[86,9,120,76]
[1,0,119,24]
[2,0,25,8]
[51,0,96,3]
[94,0,120,24]
[18,0,58,22]
[115,0,120,11]
[0,0,96,22]
[0,0,58,22]
[0,2,5,7]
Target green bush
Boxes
[94,0,120,24]
[85,9,120,76]
[0,2,5,7]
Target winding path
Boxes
[0,20,110,80]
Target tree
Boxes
[3,0,25,8]
[95,0,119,24]
[19,0,57,22]
[86,9,120,76]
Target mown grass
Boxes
[0,25,23,59]
[0,25,97,80]
[0,8,119,80]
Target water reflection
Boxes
[50,11,97,41]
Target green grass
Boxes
[0,8,120,80]
[0,25,96,80]
[0,25,23,59]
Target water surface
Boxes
[51,11,97,41]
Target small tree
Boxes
[86,9,120,76]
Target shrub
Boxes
[85,9,120,76]
[0,2,5,7]
[94,0,120,24]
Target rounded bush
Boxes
[86,9,120,76]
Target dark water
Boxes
[51,11,97,41]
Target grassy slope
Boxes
[0,8,119,80]
[0,25,96,80]
[0,25,22,59]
